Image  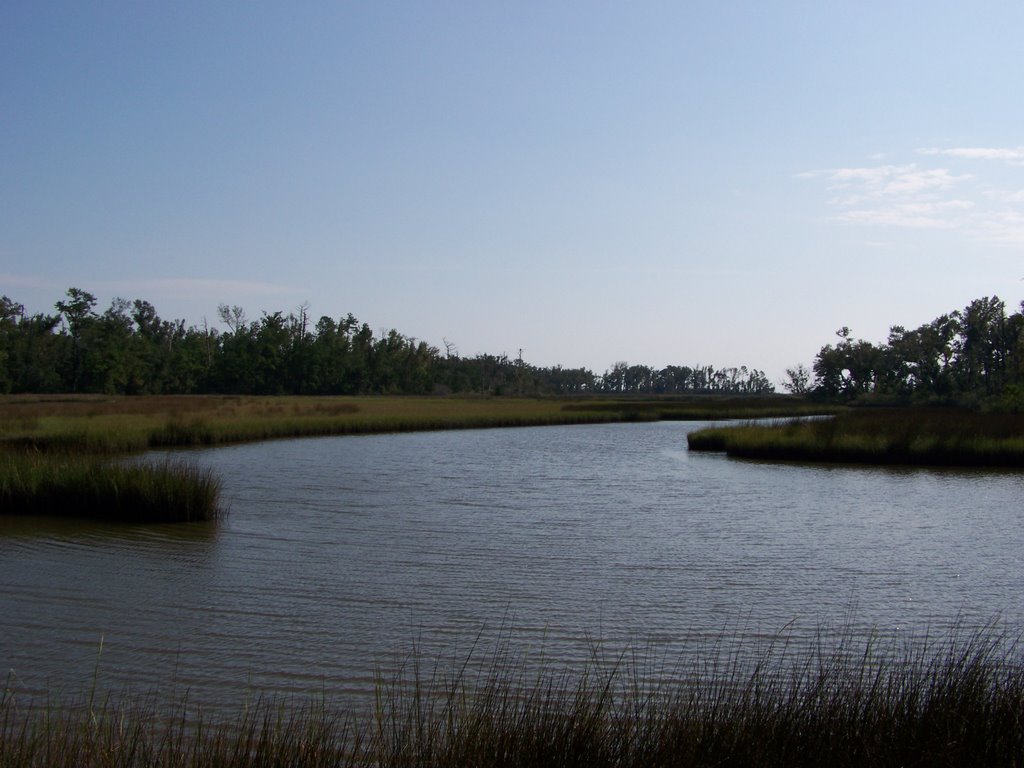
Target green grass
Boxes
[0,395,626,521]
[0,394,829,521]
[0,452,222,522]
[0,394,831,455]
[0,395,625,454]
[2,623,1022,766]
[688,408,1024,467]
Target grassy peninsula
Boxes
[2,624,1021,767]
[688,407,1024,467]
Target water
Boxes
[2,421,1022,708]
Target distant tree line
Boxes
[0,288,775,397]
[787,296,1024,408]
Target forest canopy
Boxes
[6,289,1020,405]
[0,289,774,397]
[799,295,1024,409]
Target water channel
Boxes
[2,421,1022,709]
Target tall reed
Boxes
[0,452,222,522]
[688,408,1024,467]
[2,623,1021,766]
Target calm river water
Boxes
[2,421,1022,708]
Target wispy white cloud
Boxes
[801,150,1024,246]
[837,200,973,229]
[918,146,1024,163]
[970,210,1024,246]
[984,188,1024,204]
[808,164,970,203]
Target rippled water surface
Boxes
[2,422,1022,706]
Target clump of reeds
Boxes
[0,688,357,768]
[688,408,1024,467]
[367,623,1024,767]
[2,623,1022,767]
[0,452,222,522]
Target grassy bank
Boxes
[0,394,828,454]
[2,624,1022,767]
[0,452,222,522]
[563,394,840,422]
[0,396,623,521]
[0,394,827,522]
[688,407,1024,467]
[0,395,616,454]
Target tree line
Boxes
[0,288,775,397]
[790,295,1024,408]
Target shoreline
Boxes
[687,407,1024,469]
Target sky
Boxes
[3,2,1023,383]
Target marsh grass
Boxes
[0,688,357,768]
[688,408,1024,467]
[0,395,637,521]
[2,623,1022,767]
[0,395,833,455]
[0,452,222,522]
[0,395,641,455]
[562,395,838,422]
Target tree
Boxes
[782,364,811,395]
[89,298,138,393]
[217,304,247,334]
[810,297,1024,404]
[7,311,63,392]
[602,362,628,393]
[811,328,882,399]
[0,296,25,393]
[654,365,693,394]
[623,364,653,393]
[253,311,291,394]
[55,288,97,337]
[54,287,98,391]
[955,296,1007,394]
[0,289,790,398]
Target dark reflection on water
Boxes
[2,422,1022,711]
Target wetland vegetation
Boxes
[3,288,1021,520]
[0,452,221,522]
[2,624,1022,767]
[0,393,823,522]
[2,290,1023,760]
[688,407,1024,467]
[695,294,1024,468]
[0,394,621,454]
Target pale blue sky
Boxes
[3,2,1023,381]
